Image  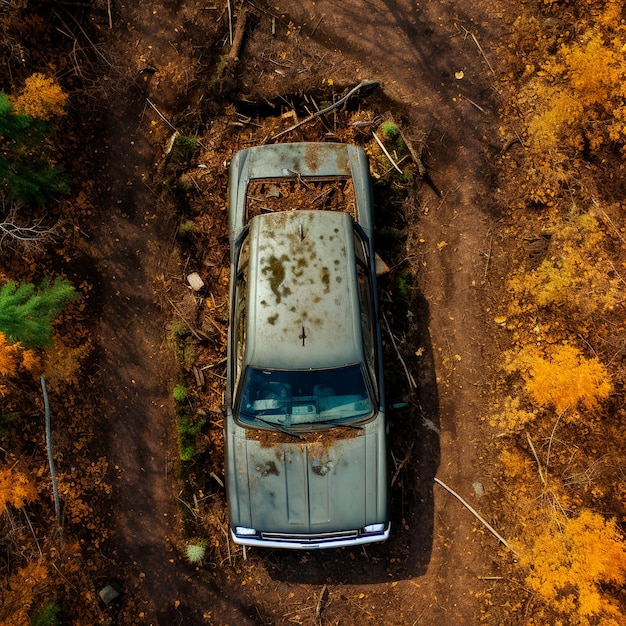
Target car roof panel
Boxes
[246,210,363,370]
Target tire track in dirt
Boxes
[272,0,508,622]
[88,5,260,624]
[93,100,258,623]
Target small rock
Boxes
[473,481,485,498]
[99,584,120,605]
[187,272,205,291]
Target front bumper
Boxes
[231,523,390,550]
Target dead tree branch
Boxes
[456,24,495,75]
[213,6,249,87]
[372,131,403,174]
[228,6,247,60]
[270,79,380,141]
[382,310,417,390]
[0,220,56,245]
[0,205,56,252]
[41,377,64,546]
[434,477,517,555]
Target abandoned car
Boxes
[225,142,389,549]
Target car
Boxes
[224,142,389,549]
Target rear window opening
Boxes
[245,176,356,220]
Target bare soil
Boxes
[87,0,515,623]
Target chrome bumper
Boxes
[231,524,390,550]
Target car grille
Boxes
[260,530,359,544]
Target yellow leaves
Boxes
[508,208,622,315]
[12,73,68,120]
[500,14,626,626]
[0,558,49,626]
[0,331,40,395]
[600,0,625,28]
[527,86,583,151]
[524,30,626,155]
[493,395,537,432]
[516,509,626,623]
[505,344,611,416]
[563,35,624,109]
[0,462,37,510]
[43,337,91,387]
[499,447,534,481]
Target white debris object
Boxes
[187,272,205,291]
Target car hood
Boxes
[229,427,386,534]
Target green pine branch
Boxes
[0,93,69,206]
[0,278,78,348]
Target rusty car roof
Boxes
[245,210,363,370]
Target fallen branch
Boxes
[457,24,495,75]
[546,407,568,476]
[460,93,486,114]
[270,79,380,141]
[525,430,545,486]
[310,15,323,38]
[434,477,517,555]
[213,7,249,89]
[395,127,442,197]
[316,584,328,625]
[382,310,416,390]
[211,472,224,488]
[0,219,56,247]
[226,0,233,46]
[41,377,64,546]
[168,299,210,341]
[372,131,403,174]
[178,496,197,518]
[391,441,415,487]
[192,366,205,388]
[469,31,495,75]
[482,234,493,280]
[200,357,228,371]
[227,6,248,60]
[146,98,179,133]
[398,128,426,177]
[53,7,111,66]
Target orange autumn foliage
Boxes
[0,331,39,395]
[525,32,626,154]
[0,462,37,510]
[12,73,68,120]
[516,509,626,625]
[507,208,622,316]
[505,344,611,417]
[0,559,49,626]
[42,338,91,387]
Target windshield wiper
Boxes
[252,415,304,440]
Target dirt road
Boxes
[93,0,510,623]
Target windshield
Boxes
[237,364,374,429]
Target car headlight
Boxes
[362,523,386,534]
[234,526,257,537]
